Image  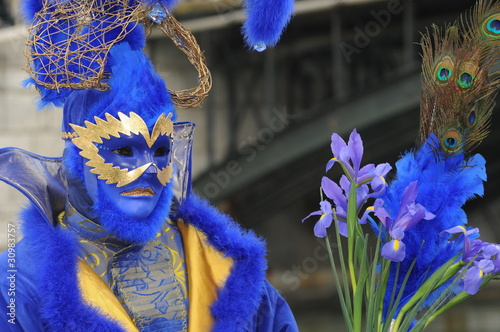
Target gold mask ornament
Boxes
[68,112,174,187]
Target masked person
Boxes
[0,38,298,332]
[0,0,298,329]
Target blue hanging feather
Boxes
[242,0,295,51]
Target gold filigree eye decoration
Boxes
[69,112,174,187]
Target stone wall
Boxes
[0,25,64,251]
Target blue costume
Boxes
[0,0,297,330]
[0,147,298,331]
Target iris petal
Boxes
[348,129,363,173]
[322,177,347,208]
[382,239,406,262]
[302,210,322,223]
[313,213,333,238]
[326,158,338,172]
[319,200,333,215]
[370,176,386,196]
[330,133,347,159]
[358,163,375,178]
[337,220,348,237]
[464,266,483,294]
[374,163,392,177]
[396,181,419,220]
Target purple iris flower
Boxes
[322,174,375,236]
[441,226,500,294]
[302,200,334,238]
[463,259,495,295]
[326,129,391,196]
[483,244,500,273]
[441,226,479,262]
[374,181,435,262]
[319,129,391,237]
[326,129,363,177]
[320,176,348,237]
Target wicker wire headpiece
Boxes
[25,0,211,108]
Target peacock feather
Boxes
[419,0,500,156]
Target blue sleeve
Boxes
[0,244,45,331]
[0,287,44,332]
[246,280,299,332]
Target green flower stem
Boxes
[385,258,417,331]
[347,178,364,331]
[365,234,383,332]
[413,274,464,331]
[392,257,461,331]
[423,273,497,329]
[422,292,468,330]
[325,235,354,331]
[333,209,353,316]
[347,180,359,293]
[377,261,391,331]
[353,235,369,332]
[406,260,461,308]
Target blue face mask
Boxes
[95,133,172,180]
[70,112,175,188]
[67,112,176,242]
[85,132,173,220]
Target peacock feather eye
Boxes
[457,61,479,89]
[434,56,454,84]
[466,108,477,128]
[437,68,452,82]
[483,14,500,37]
[442,130,461,152]
[458,72,474,89]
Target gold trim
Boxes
[62,132,79,140]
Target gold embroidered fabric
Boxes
[59,203,189,331]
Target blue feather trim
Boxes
[20,203,126,331]
[176,193,268,331]
[20,0,41,22]
[18,191,267,330]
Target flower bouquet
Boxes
[303,129,498,331]
[303,1,500,330]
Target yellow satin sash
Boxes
[77,259,139,331]
[177,219,234,331]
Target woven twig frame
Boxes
[25,0,211,108]
[154,14,212,108]
[25,0,146,91]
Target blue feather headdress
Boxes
[21,0,295,109]
[20,0,295,241]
